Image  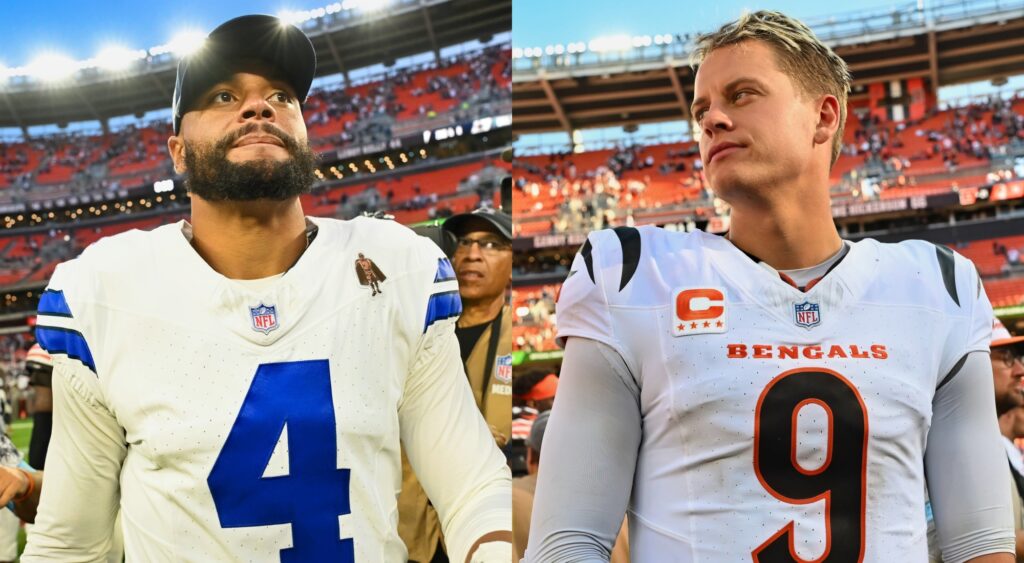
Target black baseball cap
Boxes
[172,14,317,134]
[443,207,512,241]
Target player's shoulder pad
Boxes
[873,238,981,311]
[575,225,677,291]
[326,215,439,262]
[46,225,165,293]
[573,225,704,295]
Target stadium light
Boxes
[167,30,207,58]
[25,52,78,82]
[632,35,652,48]
[343,0,393,12]
[588,34,632,53]
[94,45,147,71]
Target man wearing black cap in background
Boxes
[398,207,513,562]
[444,208,513,446]
[24,14,510,563]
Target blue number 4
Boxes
[208,360,355,562]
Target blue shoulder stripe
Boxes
[38,289,73,318]
[36,327,96,373]
[424,290,462,333]
[433,258,456,283]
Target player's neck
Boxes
[727,200,842,270]
[189,197,309,280]
[458,294,504,328]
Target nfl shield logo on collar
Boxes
[250,303,279,335]
[794,301,821,329]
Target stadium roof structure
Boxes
[512,0,1024,135]
[0,0,510,134]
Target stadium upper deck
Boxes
[0,0,510,134]
[512,0,1024,135]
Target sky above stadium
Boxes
[513,0,918,48]
[0,0,328,67]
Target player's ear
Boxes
[813,94,841,146]
[167,135,186,174]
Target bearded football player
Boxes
[526,11,1013,563]
[23,15,511,563]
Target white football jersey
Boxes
[555,226,992,562]
[24,217,510,563]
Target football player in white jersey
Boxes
[526,10,1014,563]
[22,15,511,563]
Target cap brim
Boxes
[993,336,1024,348]
[443,212,512,240]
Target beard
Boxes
[183,122,318,202]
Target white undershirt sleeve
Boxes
[21,359,125,562]
[925,351,1014,563]
[524,337,641,563]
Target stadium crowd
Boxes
[513,92,1024,237]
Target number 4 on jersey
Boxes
[208,360,355,563]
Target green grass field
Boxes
[9,420,32,458]
[8,418,32,562]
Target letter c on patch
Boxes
[676,288,725,321]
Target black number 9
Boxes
[752,368,868,563]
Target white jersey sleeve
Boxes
[555,229,640,372]
[399,236,511,563]
[926,254,1013,561]
[936,246,993,377]
[23,259,125,562]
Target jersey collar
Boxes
[700,231,878,330]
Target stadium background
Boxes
[0,2,510,556]
[510,0,1024,440]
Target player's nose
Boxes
[701,105,734,138]
[239,95,276,123]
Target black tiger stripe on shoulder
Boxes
[579,239,595,284]
[933,244,959,307]
[613,226,641,291]
[937,354,968,390]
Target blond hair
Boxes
[691,10,851,167]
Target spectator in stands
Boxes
[398,207,513,563]
[519,373,558,414]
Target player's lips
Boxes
[707,142,744,164]
[233,135,285,148]
[458,270,485,280]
